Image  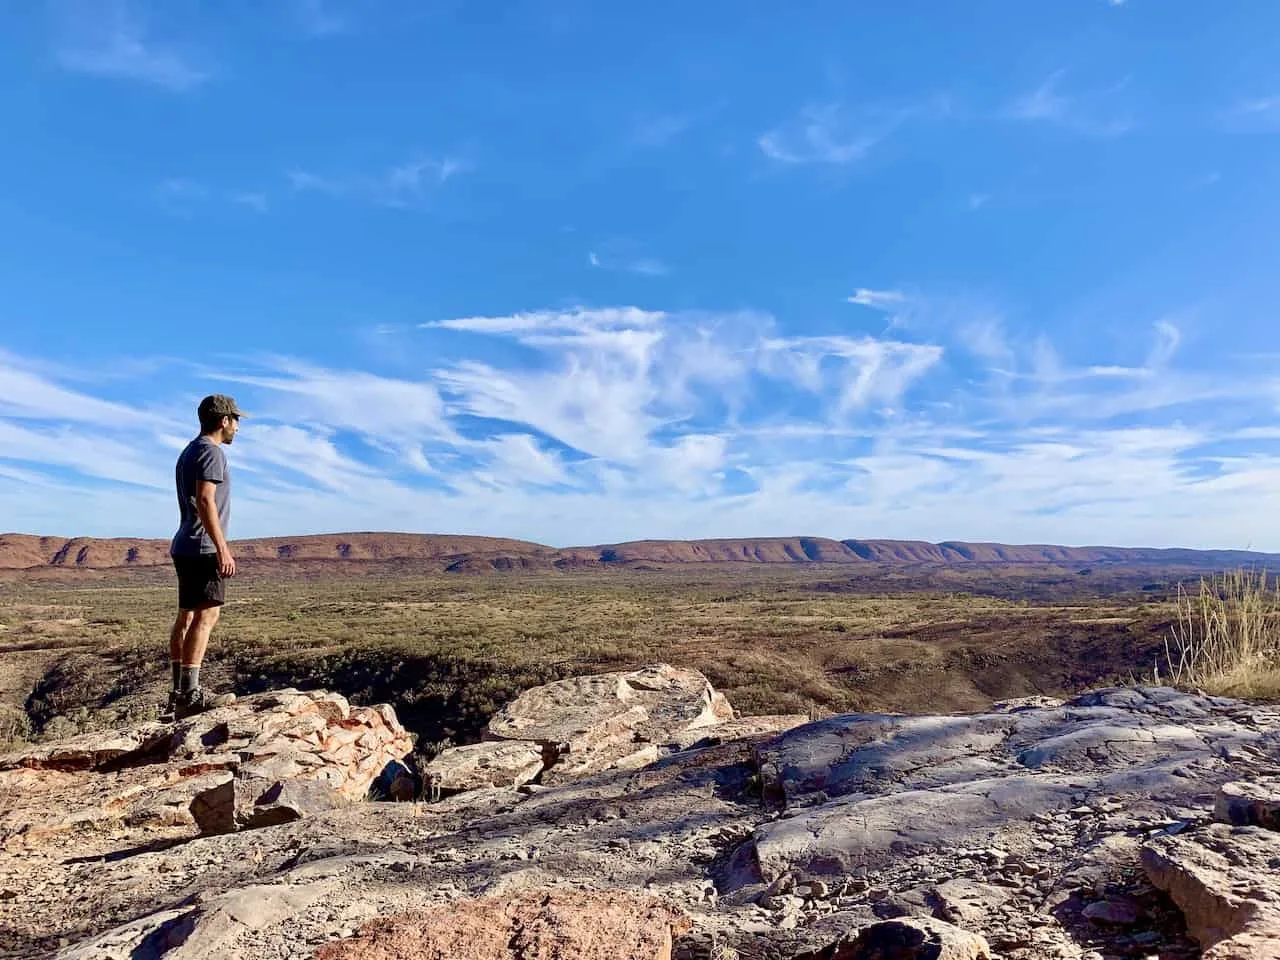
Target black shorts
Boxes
[173,555,226,610]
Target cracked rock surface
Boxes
[2,675,1279,960]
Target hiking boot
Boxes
[160,689,182,722]
[175,686,237,719]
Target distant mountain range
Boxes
[1,532,1276,571]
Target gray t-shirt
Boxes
[170,437,231,557]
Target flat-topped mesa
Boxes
[5,531,1279,570]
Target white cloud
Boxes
[288,155,467,208]
[234,424,382,492]
[1147,320,1182,368]
[758,104,882,165]
[0,351,170,427]
[477,434,572,488]
[761,336,943,413]
[427,307,666,337]
[54,1,208,91]
[588,251,670,277]
[1237,96,1280,115]
[218,360,453,445]
[1007,71,1132,137]
[956,317,1014,368]
[649,434,728,494]
[848,288,906,310]
[4,298,1280,549]
[0,419,168,489]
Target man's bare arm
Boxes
[196,480,236,577]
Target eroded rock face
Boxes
[1142,824,1280,960]
[0,689,413,844]
[749,686,1280,880]
[313,889,691,960]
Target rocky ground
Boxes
[2,666,1279,959]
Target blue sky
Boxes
[2,0,1279,549]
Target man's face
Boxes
[221,414,240,444]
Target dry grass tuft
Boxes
[1158,569,1280,698]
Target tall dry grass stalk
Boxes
[1158,569,1280,698]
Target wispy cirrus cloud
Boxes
[758,98,951,165]
[288,155,467,208]
[758,103,886,165]
[587,242,670,277]
[1006,71,1132,137]
[1235,96,1280,115]
[53,0,209,91]
[155,179,270,215]
[848,288,907,310]
[4,298,1280,548]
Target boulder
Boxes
[183,690,413,833]
[1214,779,1280,831]
[1143,823,1280,959]
[313,889,691,960]
[486,664,734,783]
[422,741,546,796]
[793,917,991,960]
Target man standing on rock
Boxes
[165,394,243,720]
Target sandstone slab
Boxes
[422,740,546,796]
[1143,824,1280,960]
[486,664,734,783]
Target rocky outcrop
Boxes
[795,917,992,959]
[424,664,803,794]
[3,679,1279,960]
[747,686,1278,881]
[314,890,691,960]
[1214,778,1280,830]
[0,689,413,844]
[486,663,735,781]
[421,740,547,796]
[1143,825,1280,959]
